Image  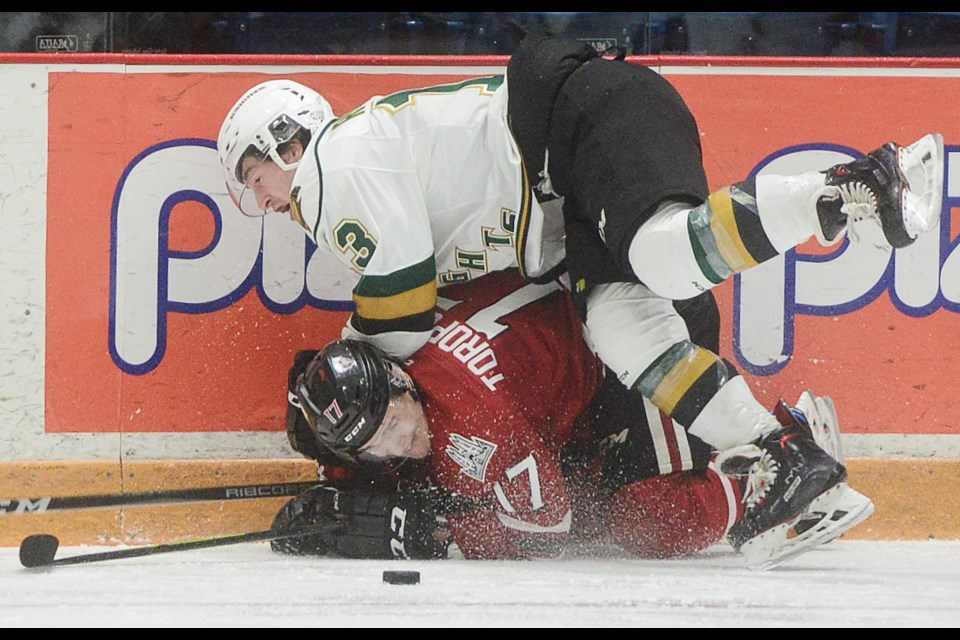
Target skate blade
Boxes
[739,483,875,571]
[899,133,944,238]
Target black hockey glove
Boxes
[336,481,452,560]
[270,482,451,559]
[269,485,341,556]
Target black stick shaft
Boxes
[29,524,341,568]
[1,481,318,515]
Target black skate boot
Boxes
[717,408,851,570]
[778,392,874,551]
[817,133,943,249]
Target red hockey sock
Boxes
[605,465,742,558]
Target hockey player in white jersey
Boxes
[217,33,943,569]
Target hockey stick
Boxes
[20,522,343,568]
[0,481,319,515]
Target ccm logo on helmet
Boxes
[344,417,366,443]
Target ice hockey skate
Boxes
[717,395,873,571]
[773,392,874,559]
[816,132,944,249]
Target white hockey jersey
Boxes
[289,74,565,358]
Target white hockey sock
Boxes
[629,174,834,302]
[584,282,779,451]
[583,281,691,389]
[628,201,717,300]
[688,376,780,450]
[755,172,832,250]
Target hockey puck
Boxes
[383,570,420,585]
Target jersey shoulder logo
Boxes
[445,433,497,482]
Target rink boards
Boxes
[0,53,958,545]
[1,459,958,546]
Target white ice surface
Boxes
[2,540,959,627]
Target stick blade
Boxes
[20,534,60,568]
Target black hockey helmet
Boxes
[293,339,396,463]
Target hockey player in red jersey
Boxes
[270,269,861,567]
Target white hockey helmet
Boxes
[217,79,334,217]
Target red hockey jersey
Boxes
[403,269,603,559]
